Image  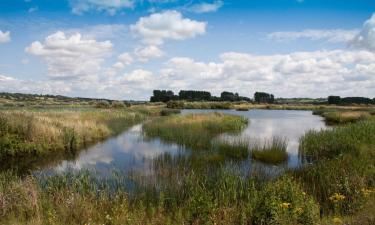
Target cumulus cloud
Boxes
[25,31,113,80]
[4,49,375,99]
[267,29,359,43]
[157,50,375,98]
[0,30,11,43]
[69,0,134,15]
[351,13,375,51]
[130,10,207,45]
[188,1,223,13]
[134,45,164,62]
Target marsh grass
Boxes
[0,109,147,163]
[296,119,375,217]
[322,111,371,124]
[143,113,248,150]
[215,138,250,160]
[0,168,322,225]
[251,137,288,164]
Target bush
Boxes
[111,101,126,108]
[95,100,111,108]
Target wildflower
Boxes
[329,193,345,203]
[279,202,291,209]
[295,207,303,214]
[362,188,374,197]
[332,217,343,224]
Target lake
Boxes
[37,109,326,177]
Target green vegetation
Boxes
[251,137,289,164]
[1,97,375,224]
[296,119,375,219]
[0,168,323,225]
[143,113,248,150]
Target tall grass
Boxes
[143,113,248,150]
[296,119,375,217]
[0,109,147,164]
[250,137,288,164]
[0,168,321,225]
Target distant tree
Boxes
[150,90,178,102]
[341,97,373,105]
[254,92,274,103]
[221,91,237,101]
[178,90,211,101]
[327,96,341,104]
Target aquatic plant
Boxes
[143,113,248,150]
[251,137,288,164]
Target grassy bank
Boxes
[0,169,321,225]
[143,112,248,150]
[0,108,156,173]
[296,119,375,221]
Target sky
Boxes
[0,0,375,100]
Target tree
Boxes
[150,90,178,102]
[254,92,274,103]
[327,96,341,104]
[178,90,211,101]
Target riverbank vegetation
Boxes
[0,101,374,224]
[251,137,288,164]
[143,112,248,150]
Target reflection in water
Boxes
[39,109,326,177]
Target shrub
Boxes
[111,101,126,108]
[95,100,111,108]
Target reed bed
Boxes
[295,119,375,218]
[0,109,146,160]
[322,111,371,124]
[0,169,321,225]
[143,113,248,150]
[250,137,288,164]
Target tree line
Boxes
[150,90,274,103]
[328,96,375,105]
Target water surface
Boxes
[39,109,326,176]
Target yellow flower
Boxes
[332,217,343,224]
[329,193,346,203]
[362,188,375,197]
[279,202,291,209]
[295,207,304,214]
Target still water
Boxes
[39,109,326,176]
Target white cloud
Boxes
[4,49,375,99]
[189,1,223,13]
[69,0,134,15]
[0,30,11,43]
[117,52,133,66]
[25,31,113,80]
[267,29,359,43]
[130,10,207,45]
[351,13,375,51]
[156,50,375,98]
[134,45,164,62]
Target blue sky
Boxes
[1,0,375,100]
